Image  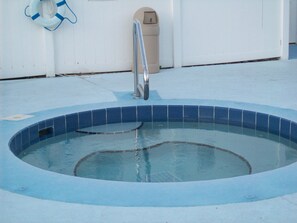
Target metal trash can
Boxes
[133,7,160,74]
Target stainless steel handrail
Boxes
[133,20,149,100]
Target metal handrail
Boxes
[133,20,149,100]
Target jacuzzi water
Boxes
[18,121,297,183]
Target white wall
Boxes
[181,0,282,66]
[54,0,173,75]
[0,0,290,79]
[0,0,173,79]
[290,0,297,43]
[0,1,3,74]
[1,0,47,79]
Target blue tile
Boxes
[66,113,78,132]
[229,108,242,126]
[9,137,16,154]
[243,110,256,129]
[45,118,54,128]
[199,106,214,123]
[269,115,280,135]
[79,111,92,128]
[137,106,152,122]
[215,107,228,124]
[29,124,39,145]
[292,122,297,143]
[153,105,168,122]
[92,109,106,126]
[256,113,268,132]
[38,121,46,130]
[184,105,198,122]
[54,116,66,136]
[280,118,290,139]
[122,106,136,122]
[168,105,183,122]
[21,128,30,149]
[15,132,22,155]
[107,107,121,124]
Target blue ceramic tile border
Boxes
[9,105,297,156]
[107,107,121,124]
[79,111,92,129]
[256,112,269,131]
[137,105,152,122]
[269,115,280,136]
[215,107,228,124]
[229,108,242,127]
[199,106,214,123]
[153,105,168,122]
[184,105,198,122]
[280,118,291,139]
[92,109,106,126]
[122,106,137,122]
[168,105,183,122]
[243,110,256,129]
[54,116,66,136]
[66,113,79,132]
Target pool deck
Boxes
[1,58,297,222]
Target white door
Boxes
[181,0,281,66]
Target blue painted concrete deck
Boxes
[1,59,297,222]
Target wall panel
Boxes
[0,0,173,78]
[1,0,46,79]
[0,0,288,79]
[290,0,297,43]
[181,0,282,66]
[54,0,173,74]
